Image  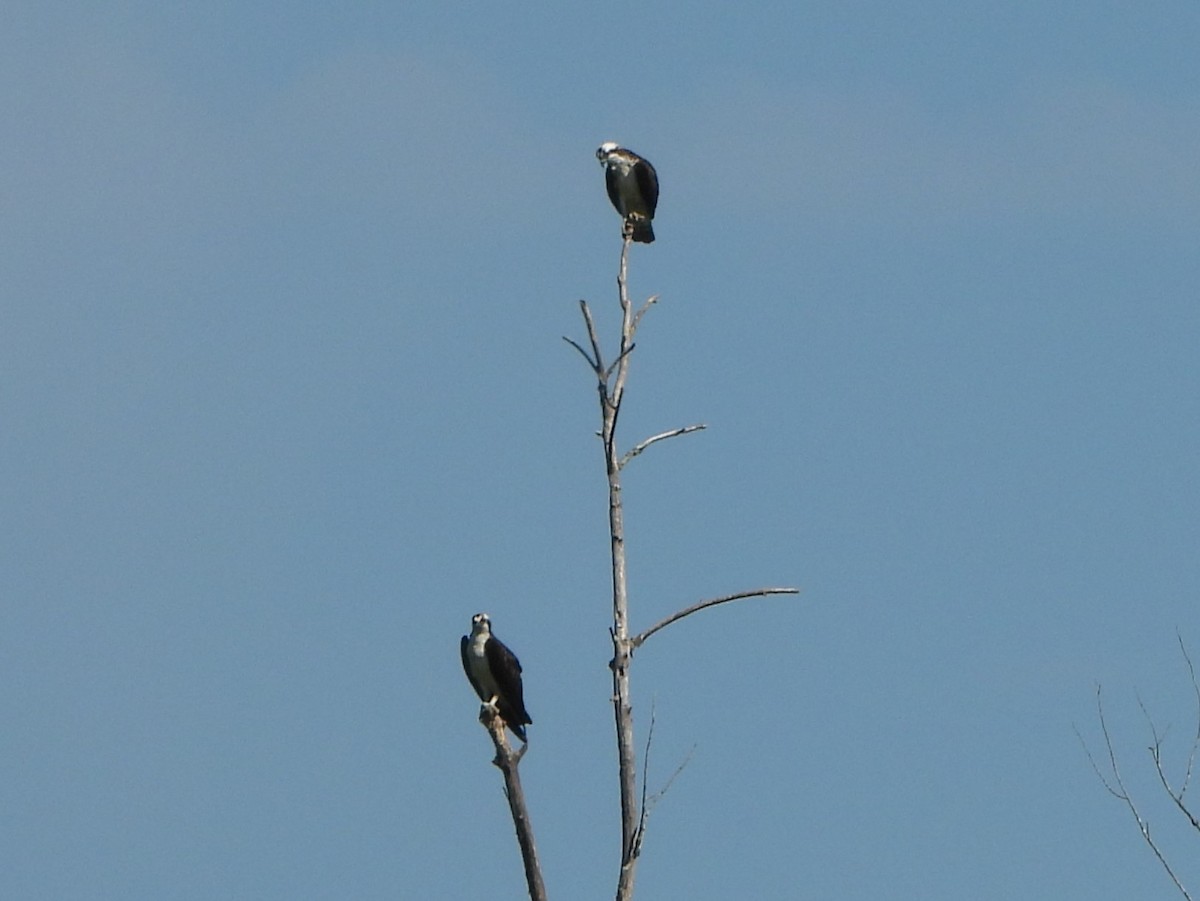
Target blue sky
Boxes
[3,2,1199,898]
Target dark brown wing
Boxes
[605,165,624,216]
[633,157,659,218]
[485,633,532,739]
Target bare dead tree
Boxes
[566,229,800,901]
[1077,635,1200,901]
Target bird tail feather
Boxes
[630,219,654,243]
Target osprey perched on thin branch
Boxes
[596,142,659,243]
[460,613,532,742]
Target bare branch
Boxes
[633,702,656,859]
[477,705,547,901]
[1178,632,1200,806]
[1078,685,1194,901]
[619,423,706,470]
[1149,725,1200,834]
[580,299,606,375]
[565,299,607,376]
[632,294,660,333]
[1137,693,1190,823]
[604,343,637,382]
[614,237,634,373]
[1074,722,1123,801]
[564,335,599,371]
[629,700,694,862]
[646,744,694,822]
[1138,640,1200,834]
[632,588,801,649]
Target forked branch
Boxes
[1077,685,1193,901]
[1142,697,1200,833]
[1174,633,1200,810]
[563,299,606,375]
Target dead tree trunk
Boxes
[567,231,799,901]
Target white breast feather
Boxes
[469,632,499,700]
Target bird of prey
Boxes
[460,613,532,742]
[596,141,659,243]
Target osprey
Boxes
[596,142,659,243]
[460,613,532,742]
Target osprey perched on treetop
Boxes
[596,142,659,243]
[460,613,532,742]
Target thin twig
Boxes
[1178,633,1200,806]
[632,588,801,649]
[1075,724,1121,801]
[619,424,706,469]
[646,744,694,822]
[634,701,656,858]
[630,699,694,861]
